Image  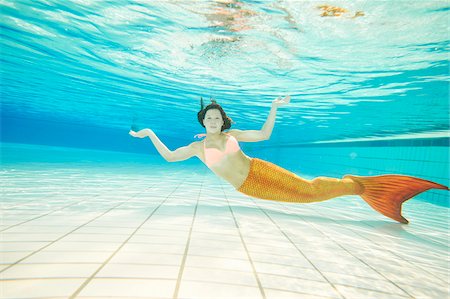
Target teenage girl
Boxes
[129,96,448,223]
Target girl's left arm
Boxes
[229,95,290,142]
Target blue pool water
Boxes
[0,2,449,298]
[1,0,448,204]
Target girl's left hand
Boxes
[272,95,291,108]
[129,128,152,138]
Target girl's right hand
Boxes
[272,95,291,108]
[129,129,152,138]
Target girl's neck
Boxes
[205,132,224,141]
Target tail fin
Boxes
[344,175,449,224]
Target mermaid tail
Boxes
[344,175,449,224]
[238,158,361,203]
[237,158,449,223]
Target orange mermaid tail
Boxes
[237,158,449,223]
[344,175,449,224]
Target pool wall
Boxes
[245,141,449,207]
[2,137,448,207]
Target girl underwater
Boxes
[129,96,449,224]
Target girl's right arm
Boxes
[129,129,198,162]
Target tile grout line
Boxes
[279,196,449,273]
[278,200,418,295]
[69,178,188,299]
[302,211,442,296]
[1,192,71,210]
[0,184,158,274]
[297,212,415,298]
[2,169,186,214]
[5,257,410,285]
[0,275,436,298]
[361,225,449,284]
[172,169,206,299]
[221,184,266,299]
[279,157,448,182]
[0,182,151,232]
[304,200,448,287]
[0,190,113,233]
[247,197,347,299]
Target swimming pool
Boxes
[1,1,449,298]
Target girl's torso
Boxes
[194,133,251,188]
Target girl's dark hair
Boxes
[197,97,233,131]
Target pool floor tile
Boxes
[1,278,86,298]
[0,163,448,298]
[177,280,262,299]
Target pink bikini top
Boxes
[194,133,241,168]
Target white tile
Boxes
[0,264,12,271]
[190,231,241,242]
[0,251,32,263]
[23,251,111,264]
[1,233,62,242]
[1,278,85,298]
[301,248,359,264]
[186,256,253,272]
[335,285,410,299]
[2,225,75,234]
[254,262,325,282]
[188,245,248,260]
[128,234,189,245]
[246,243,299,256]
[414,263,449,280]
[78,278,176,297]
[0,242,48,252]
[74,226,136,235]
[182,266,257,286]
[147,216,194,226]
[323,271,407,295]
[178,280,262,299]
[250,251,312,268]
[44,241,120,252]
[312,260,383,279]
[96,263,179,279]
[121,242,186,254]
[0,263,100,279]
[259,273,341,298]
[135,227,190,237]
[110,251,183,266]
[191,225,237,236]
[265,289,336,299]
[243,232,290,242]
[139,223,191,233]
[378,267,447,289]
[2,162,449,299]
[398,283,450,299]
[189,239,245,251]
[59,233,129,243]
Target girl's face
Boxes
[203,109,224,133]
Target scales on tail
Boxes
[345,175,449,224]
